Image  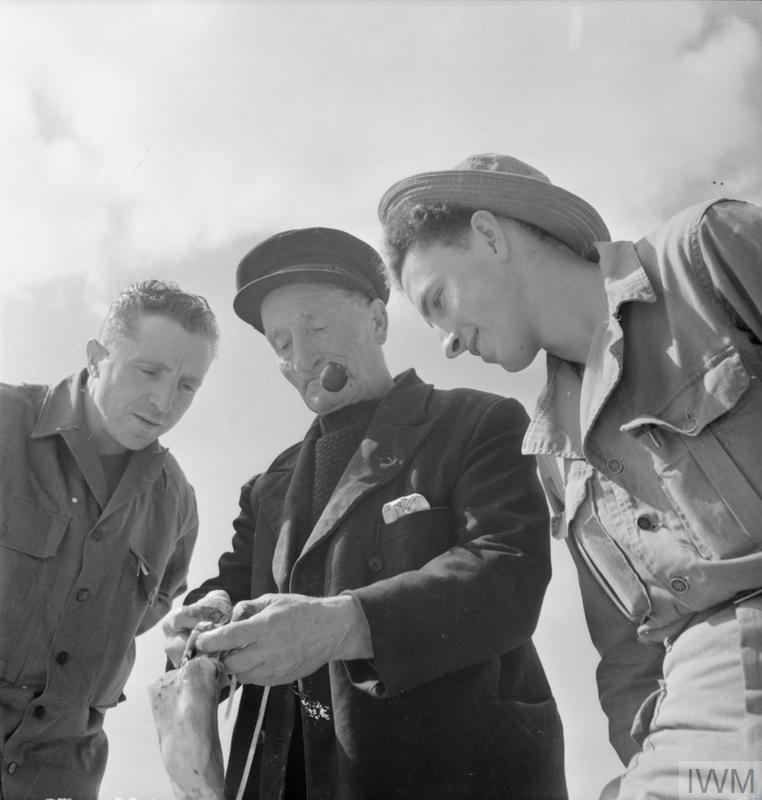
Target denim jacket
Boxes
[0,371,197,779]
[522,199,762,761]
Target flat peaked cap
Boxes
[234,227,390,332]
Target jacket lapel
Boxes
[297,370,438,561]
[272,419,321,591]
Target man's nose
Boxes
[441,330,466,359]
[291,337,322,374]
[151,379,177,413]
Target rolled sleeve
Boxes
[699,200,762,341]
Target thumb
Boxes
[231,594,276,622]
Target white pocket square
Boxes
[382,493,430,523]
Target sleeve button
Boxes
[669,576,690,593]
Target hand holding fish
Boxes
[162,589,234,668]
[194,592,373,686]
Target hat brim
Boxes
[378,170,610,254]
[234,265,382,332]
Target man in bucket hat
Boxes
[162,226,567,799]
[378,154,762,799]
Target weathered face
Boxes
[261,282,389,414]
[85,314,214,454]
[401,239,539,372]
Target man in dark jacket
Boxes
[162,227,566,800]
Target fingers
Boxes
[164,634,189,668]
[195,617,259,655]
[222,645,267,680]
[231,594,275,622]
[198,589,233,624]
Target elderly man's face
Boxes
[261,282,389,414]
[86,314,214,454]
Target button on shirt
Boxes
[522,199,762,758]
[0,370,198,780]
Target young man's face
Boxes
[86,314,214,454]
[261,282,389,415]
[401,239,539,372]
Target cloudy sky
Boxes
[2,1,762,798]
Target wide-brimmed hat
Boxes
[378,153,610,254]
[234,227,389,332]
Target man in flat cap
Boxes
[162,227,567,799]
[377,154,762,799]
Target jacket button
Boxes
[55,651,70,666]
[669,576,690,593]
[681,415,698,433]
[91,530,103,542]
[33,705,46,719]
[606,457,624,474]
[367,555,383,572]
[76,589,90,601]
[7,762,17,775]
[636,516,653,531]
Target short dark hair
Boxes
[382,204,473,287]
[100,280,219,356]
[382,202,560,287]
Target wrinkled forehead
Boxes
[260,281,368,331]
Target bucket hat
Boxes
[378,153,610,254]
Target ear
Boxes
[369,298,389,345]
[86,339,109,378]
[470,210,509,259]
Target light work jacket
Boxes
[0,370,197,796]
[522,199,762,761]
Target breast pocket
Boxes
[627,350,762,558]
[0,493,71,683]
[366,507,454,580]
[562,467,651,624]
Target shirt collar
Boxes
[522,241,657,459]
[31,369,89,439]
[31,368,165,457]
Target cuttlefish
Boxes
[149,594,233,800]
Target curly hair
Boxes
[382,203,562,288]
[100,280,220,356]
[382,204,474,288]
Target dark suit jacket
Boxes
[187,370,566,800]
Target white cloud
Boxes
[5,3,762,798]
[2,1,761,301]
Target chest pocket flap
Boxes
[622,349,750,436]
[0,493,70,558]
